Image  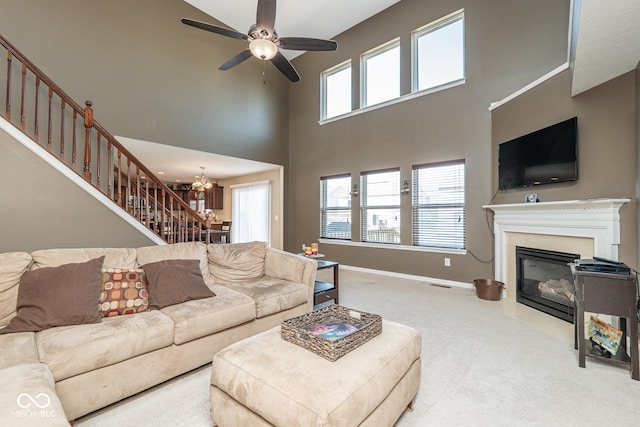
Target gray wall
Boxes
[0,128,156,252]
[0,0,290,252]
[491,70,637,266]
[287,0,571,282]
[0,0,289,165]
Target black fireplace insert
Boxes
[516,246,580,322]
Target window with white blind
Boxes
[321,61,352,120]
[412,10,465,93]
[361,39,400,108]
[231,182,270,245]
[360,169,400,244]
[320,174,352,240]
[412,160,465,249]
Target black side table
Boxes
[574,270,639,380]
[313,260,339,308]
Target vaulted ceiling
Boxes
[128,0,640,182]
[571,0,640,95]
[183,0,401,60]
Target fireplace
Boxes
[485,198,629,306]
[516,247,579,322]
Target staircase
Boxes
[0,34,213,245]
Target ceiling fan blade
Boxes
[256,0,277,34]
[271,51,300,82]
[219,49,253,71]
[279,37,338,51]
[181,18,248,41]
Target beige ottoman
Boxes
[210,319,422,427]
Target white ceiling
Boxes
[571,0,640,96]
[118,136,280,183]
[126,0,640,183]
[183,0,401,60]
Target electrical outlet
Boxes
[444,257,451,267]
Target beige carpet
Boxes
[76,268,640,426]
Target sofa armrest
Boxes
[264,248,317,309]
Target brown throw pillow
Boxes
[0,256,104,334]
[143,259,215,310]
[99,268,149,317]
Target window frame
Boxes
[320,60,352,121]
[411,9,465,93]
[411,159,466,250]
[320,173,353,240]
[360,38,401,108]
[360,167,401,245]
[231,181,271,245]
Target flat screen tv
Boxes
[498,117,577,190]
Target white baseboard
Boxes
[339,265,473,290]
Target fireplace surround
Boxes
[484,199,629,304]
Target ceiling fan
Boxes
[181,0,338,82]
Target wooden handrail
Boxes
[0,33,210,244]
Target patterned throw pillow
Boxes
[99,268,149,317]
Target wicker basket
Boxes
[281,304,382,362]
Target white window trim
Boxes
[319,238,467,255]
[320,59,352,121]
[412,160,466,250]
[320,174,352,240]
[359,168,401,245]
[360,38,400,109]
[319,78,465,125]
[230,181,271,246]
[411,9,465,94]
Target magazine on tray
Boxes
[304,321,359,341]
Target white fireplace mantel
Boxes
[484,198,630,283]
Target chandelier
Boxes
[192,167,213,191]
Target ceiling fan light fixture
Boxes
[249,38,277,60]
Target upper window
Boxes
[321,61,352,120]
[412,160,465,249]
[412,10,464,92]
[361,39,400,108]
[360,168,400,244]
[320,174,352,240]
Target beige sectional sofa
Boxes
[0,241,316,424]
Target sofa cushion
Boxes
[223,276,308,318]
[136,242,210,282]
[208,241,267,283]
[99,268,149,317]
[264,249,307,283]
[30,248,136,270]
[160,285,255,345]
[0,332,38,369]
[0,363,69,425]
[0,252,32,327]
[36,310,174,381]
[0,257,104,335]
[143,259,216,310]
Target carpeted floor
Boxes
[76,268,640,426]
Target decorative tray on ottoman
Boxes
[281,304,382,361]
